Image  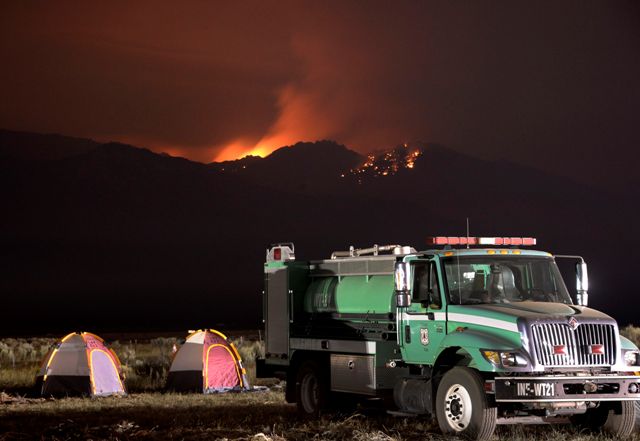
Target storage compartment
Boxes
[330,354,375,395]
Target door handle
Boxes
[426,312,435,320]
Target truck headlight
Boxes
[481,350,528,367]
[500,352,528,367]
[623,349,640,366]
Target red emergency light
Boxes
[553,345,568,355]
[426,236,537,246]
[589,344,604,355]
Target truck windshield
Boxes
[443,256,572,305]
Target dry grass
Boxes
[0,390,634,441]
[0,338,54,392]
[111,337,178,392]
[2,332,640,440]
[232,337,265,386]
[621,325,640,348]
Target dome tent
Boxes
[36,332,126,397]
[166,329,250,393]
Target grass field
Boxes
[1,328,640,440]
[2,391,635,441]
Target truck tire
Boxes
[435,367,497,441]
[635,400,640,432]
[573,401,635,437]
[603,401,636,437]
[295,360,329,417]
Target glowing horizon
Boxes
[213,133,298,162]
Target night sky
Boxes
[2,1,639,188]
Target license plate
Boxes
[516,382,555,397]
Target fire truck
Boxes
[256,238,640,440]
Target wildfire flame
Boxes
[214,140,274,162]
[214,132,304,162]
[347,143,423,183]
[214,77,342,162]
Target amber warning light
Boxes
[426,236,537,246]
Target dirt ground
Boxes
[0,390,634,441]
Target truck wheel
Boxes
[573,401,635,437]
[435,367,497,441]
[603,401,636,437]
[295,360,328,416]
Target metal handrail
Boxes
[331,244,415,259]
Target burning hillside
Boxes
[344,143,424,183]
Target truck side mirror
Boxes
[576,261,589,306]
[395,262,411,307]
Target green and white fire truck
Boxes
[256,237,640,440]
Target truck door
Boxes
[399,259,447,365]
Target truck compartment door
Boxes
[330,354,376,395]
[265,267,289,358]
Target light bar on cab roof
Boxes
[426,236,536,246]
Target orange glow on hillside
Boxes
[213,134,293,162]
[214,141,254,162]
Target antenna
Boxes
[466,217,470,249]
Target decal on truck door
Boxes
[420,328,429,345]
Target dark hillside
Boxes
[210,140,363,194]
[0,130,101,160]
[0,130,637,334]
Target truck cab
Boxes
[257,238,640,440]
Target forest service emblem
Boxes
[420,328,429,345]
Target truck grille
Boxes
[531,323,616,367]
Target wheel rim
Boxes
[300,372,319,413]
[444,383,473,431]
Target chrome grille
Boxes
[531,323,616,367]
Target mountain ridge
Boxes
[0,129,637,334]
[0,129,600,192]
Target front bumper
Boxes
[494,375,640,402]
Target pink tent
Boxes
[166,329,250,393]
